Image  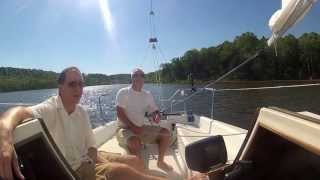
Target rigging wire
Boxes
[145,0,166,109]
[214,83,320,92]
[138,42,152,70]
[169,49,264,109]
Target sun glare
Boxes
[98,0,114,34]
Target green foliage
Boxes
[1,32,319,91]
[0,67,131,92]
[108,74,131,84]
[84,74,110,86]
[156,32,320,82]
[0,68,58,92]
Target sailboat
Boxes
[12,0,320,179]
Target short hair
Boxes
[57,66,81,85]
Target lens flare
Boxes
[98,0,114,34]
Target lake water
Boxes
[1,82,319,129]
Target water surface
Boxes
[1,82,319,129]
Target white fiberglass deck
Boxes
[98,136,186,179]
[95,115,247,179]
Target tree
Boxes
[299,32,320,79]
[158,32,320,83]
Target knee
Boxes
[131,156,144,170]
[160,128,170,137]
[111,163,132,176]
[115,163,130,171]
[127,136,142,151]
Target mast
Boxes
[147,0,165,108]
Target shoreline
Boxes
[1,79,320,93]
[156,79,320,85]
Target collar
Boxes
[129,86,143,93]
[56,95,64,110]
[56,95,78,115]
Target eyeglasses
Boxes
[66,81,84,88]
[132,73,145,78]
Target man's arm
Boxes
[0,106,34,180]
[0,106,33,131]
[116,106,143,134]
[87,147,97,164]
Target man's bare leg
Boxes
[105,162,166,180]
[127,136,143,158]
[157,128,173,171]
[188,173,209,180]
[103,162,208,180]
[98,151,145,172]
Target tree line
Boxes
[1,32,319,92]
[0,67,57,92]
[149,32,320,83]
[0,67,131,92]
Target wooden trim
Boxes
[269,107,320,124]
[227,108,260,171]
[259,108,320,156]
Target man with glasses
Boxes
[0,66,174,180]
[116,68,173,172]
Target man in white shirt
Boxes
[0,67,171,180]
[116,68,173,172]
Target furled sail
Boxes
[267,0,317,46]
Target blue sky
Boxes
[0,0,319,75]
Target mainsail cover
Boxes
[268,0,317,46]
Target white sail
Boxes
[267,0,317,46]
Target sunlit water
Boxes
[1,83,319,129]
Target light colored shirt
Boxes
[116,86,158,127]
[31,95,96,170]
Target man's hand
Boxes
[117,106,144,135]
[0,121,25,180]
[87,147,97,164]
[152,112,161,124]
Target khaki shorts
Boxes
[76,160,96,180]
[116,126,163,147]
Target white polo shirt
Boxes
[116,86,158,127]
[31,95,96,170]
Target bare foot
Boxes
[157,161,173,172]
[187,173,209,180]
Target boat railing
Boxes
[160,87,215,118]
[161,83,320,120]
[159,50,263,117]
[5,83,318,128]
[98,93,109,119]
[94,91,117,126]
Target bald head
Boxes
[58,66,82,85]
[131,68,145,91]
[131,68,145,79]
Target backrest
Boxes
[13,118,79,180]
